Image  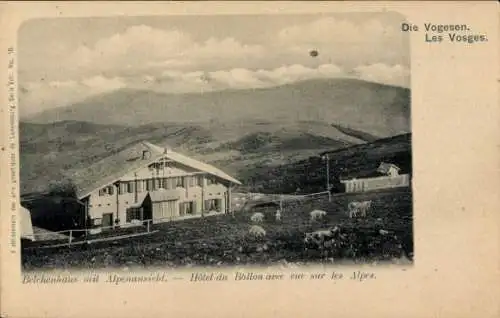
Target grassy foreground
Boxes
[22,188,412,270]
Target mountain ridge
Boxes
[24,78,410,138]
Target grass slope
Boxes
[238,133,412,193]
[22,188,412,270]
[19,120,369,194]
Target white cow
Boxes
[310,209,327,221]
[248,225,266,238]
[250,212,264,223]
[348,200,372,218]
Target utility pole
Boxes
[324,153,332,202]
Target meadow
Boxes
[22,188,412,270]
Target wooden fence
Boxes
[341,174,410,193]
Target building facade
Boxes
[66,142,241,232]
[341,163,410,193]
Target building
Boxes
[21,194,86,235]
[20,205,35,242]
[64,141,241,232]
[341,163,410,193]
[376,162,401,177]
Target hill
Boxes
[236,133,412,194]
[24,78,410,138]
[19,119,373,194]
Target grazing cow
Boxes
[348,200,372,218]
[250,212,264,223]
[310,209,327,221]
[248,225,266,238]
[379,229,389,235]
[304,226,343,251]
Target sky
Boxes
[18,12,410,117]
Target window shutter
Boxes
[146,179,153,191]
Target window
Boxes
[187,176,196,187]
[175,177,184,188]
[197,175,204,187]
[99,186,114,196]
[126,207,143,222]
[136,181,144,193]
[207,177,217,185]
[126,182,134,193]
[164,178,173,190]
[118,183,126,194]
[149,161,167,175]
[153,178,161,190]
[146,179,154,191]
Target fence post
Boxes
[147,220,150,233]
[68,230,73,246]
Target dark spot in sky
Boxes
[309,50,319,57]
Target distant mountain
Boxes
[25,78,411,138]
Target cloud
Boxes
[353,63,410,87]
[20,76,125,117]
[150,63,345,91]
[64,25,265,77]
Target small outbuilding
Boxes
[20,205,35,242]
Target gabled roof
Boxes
[377,162,401,174]
[65,141,241,199]
[165,149,241,185]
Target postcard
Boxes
[0,2,498,318]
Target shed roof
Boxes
[64,141,241,199]
[377,162,401,174]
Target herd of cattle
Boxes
[245,199,376,251]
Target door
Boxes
[102,213,113,230]
[153,200,177,222]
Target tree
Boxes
[47,178,77,198]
